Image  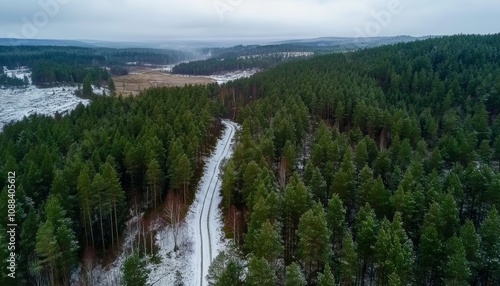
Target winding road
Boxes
[191,120,237,286]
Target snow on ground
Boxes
[0,67,113,131]
[0,85,88,131]
[91,120,239,286]
[208,69,259,84]
[3,66,32,84]
[188,120,238,286]
[152,65,175,73]
[92,85,110,95]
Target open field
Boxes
[113,69,215,96]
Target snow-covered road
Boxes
[189,120,237,286]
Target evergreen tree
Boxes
[297,204,331,282]
[444,236,470,286]
[247,220,283,264]
[285,262,306,286]
[245,256,276,286]
[82,73,93,97]
[207,248,244,286]
[108,78,116,95]
[121,253,149,286]
[479,207,500,284]
[317,264,335,286]
[340,230,358,285]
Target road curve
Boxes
[191,120,237,286]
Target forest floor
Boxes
[112,68,215,96]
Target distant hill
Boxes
[274,35,436,50]
[0,38,95,47]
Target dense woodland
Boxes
[0,85,221,285]
[200,37,419,60]
[212,34,500,286]
[172,55,297,75]
[0,46,193,68]
[0,46,194,86]
[174,37,422,76]
[0,34,499,286]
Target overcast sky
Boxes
[1,0,499,42]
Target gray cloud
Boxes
[1,0,499,41]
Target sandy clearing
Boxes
[112,70,215,96]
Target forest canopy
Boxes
[213,33,500,286]
[0,34,499,285]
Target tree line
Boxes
[0,46,194,68]
[172,55,300,76]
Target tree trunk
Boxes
[99,204,105,252]
[114,202,119,248]
[88,210,95,248]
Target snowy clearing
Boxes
[0,85,89,131]
[0,67,107,131]
[208,69,259,84]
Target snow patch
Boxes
[0,85,88,131]
[208,69,259,84]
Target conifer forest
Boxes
[1,33,500,286]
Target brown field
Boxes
[112,69,215,96]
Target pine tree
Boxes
[285,262,306,286]
[208,249,244,286]
[460,220,479,280]
[317,264,335,286]
[102,160,125,250]
[221,161,236,212]
[35,220,58,286]
[77,167,94,247]
[340,230,358,285]
[354,139,368,171]
[174,153,193,203]
[478,207,500,284]
[297,204,331,283]
[309,167,327,205]
[355,203,377,284]
[247,220,283,264]
[121,252,149,286]
[146,159,163,209]
[245,256,276,286]
[283,178,311,264]
[418,222,442,284]
[444,236,470,286]
[440,193,459,239]
[92,173,109,252]
[108,78,116,95]
[374,219,392,285]
[82,73,93,97]
[327,194,346,256]
[36,195,78,285]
